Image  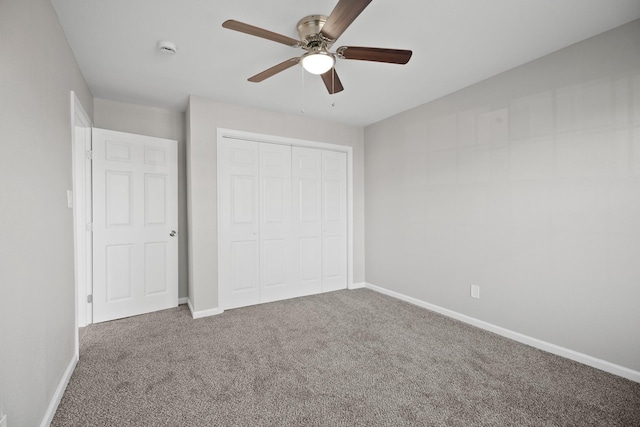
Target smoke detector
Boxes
[157,41,177,55]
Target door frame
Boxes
[216,128,354,308]
[70,91,92,355]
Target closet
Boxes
[218,137,347,310]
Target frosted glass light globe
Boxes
[301,51,335,75]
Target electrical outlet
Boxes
[0,413,7,427]
[471,284,480,299]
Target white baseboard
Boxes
[178,297,188,305]
[348,282,366,290]
[365,282,640,383]
[187,299,224,319]
[40,353,77,427]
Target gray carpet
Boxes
[52,289,640,426]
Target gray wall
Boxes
[364,20,640,372]
[187,96,365,312]
[93,98,189,299]
[0,0,93,425]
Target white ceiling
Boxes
[51,0,640,126]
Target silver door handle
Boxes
[170,230,177,237]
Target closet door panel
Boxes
[219,139,260,309]
[292,147,323,297]
[322,150,348,292]
[259,143,293,303]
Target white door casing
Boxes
[92,128,178,323]
[321,150,348,292]
[73,125,92,326]
[71,91,92,329]
[218,138,261,309]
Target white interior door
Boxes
[322,150,348,292]
[291,147,323,297]
[259,143,293,303]
[92,128,178,323]
[219,138,260,309]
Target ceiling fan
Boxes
[222,0,412,94]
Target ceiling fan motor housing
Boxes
[297,15,333,48]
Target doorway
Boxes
[70,94,179,333]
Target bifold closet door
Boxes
[291,147,323,297]
[219,139,260,309]
[219,138,347,310]
[219,139,294,309]
[322,150,348,292]
[258,143,294,303]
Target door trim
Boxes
[70,91,92,356]
[216,128,354,309]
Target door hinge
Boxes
[87,294,93,303]
[85,150,93,160]
[86,222,93,232]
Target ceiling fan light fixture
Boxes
[301,50,335,75]
[222,0,411,94]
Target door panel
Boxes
[231,241,258,291]
[105,244,133,301]
[231,176,256,224]
[145,174,167,225]
[292,147,323,296]
[263,177,285,223]
[259,143,293,303]
[322,150,348,292]
[298,237,320,280]
[106,171,133,225]
[324,181,341,221]
[324,236,342,278]
[92,128,178,323]
[144,242,167,294]
[262,238,286,286]
[219,139,260,309]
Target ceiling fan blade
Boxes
[320,0,372,41]
[222,20,300,47]
[321,68,344,94]
[248,58,299,82]
[337,46,412,64]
